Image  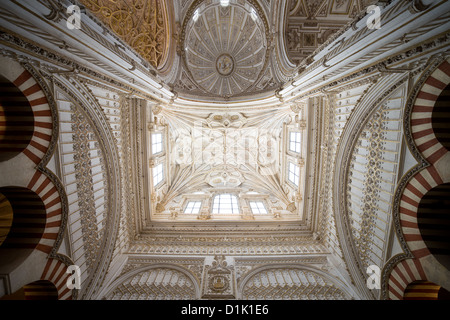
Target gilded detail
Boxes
[81,0,170,69]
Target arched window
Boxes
[212,194,239,214]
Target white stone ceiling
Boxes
[147,0,307,223]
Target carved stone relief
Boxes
[202,255,235,299]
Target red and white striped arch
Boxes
[1,59,63,255]
[26,170,63,255]
[388,58,450,300]
[388,259,427,300]
[12,69,53,164]
[1,65,53,165]
[40,258,73,300]
[410,60,450,164]
[1,58,72,300]
[399,166,443,260]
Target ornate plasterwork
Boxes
[119,257,205,282]
[0,31,161,102]
[206,167,244,188]
[285,0,378,65]
[239,265,349,300]
[205,112,247,129]
[287,27,450,105]
[346,84,406,275]
[331,61,433,298]
[321,9,450,83]
[104,256,346,300]
[108,265,199,300]
[70,106,108,269]
[80,0,171,69]
[151,106,301,223]
[129,233,327,257]
[202,255,235,299]
[234,256,329,283]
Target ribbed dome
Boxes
[184,1,267,97]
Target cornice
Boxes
[127,236,328,257]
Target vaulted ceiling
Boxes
[75,0,381,225]
[1,0,450,302]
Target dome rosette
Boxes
[182,0,269,98]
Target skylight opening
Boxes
[250,201,268,214]
[288,162,300,187]
[184,201,202,214]
[212,194,239,214]
[289,131,301,153]
[152,133,163,155]
[153,163,164,187]
[220,0,230,7]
